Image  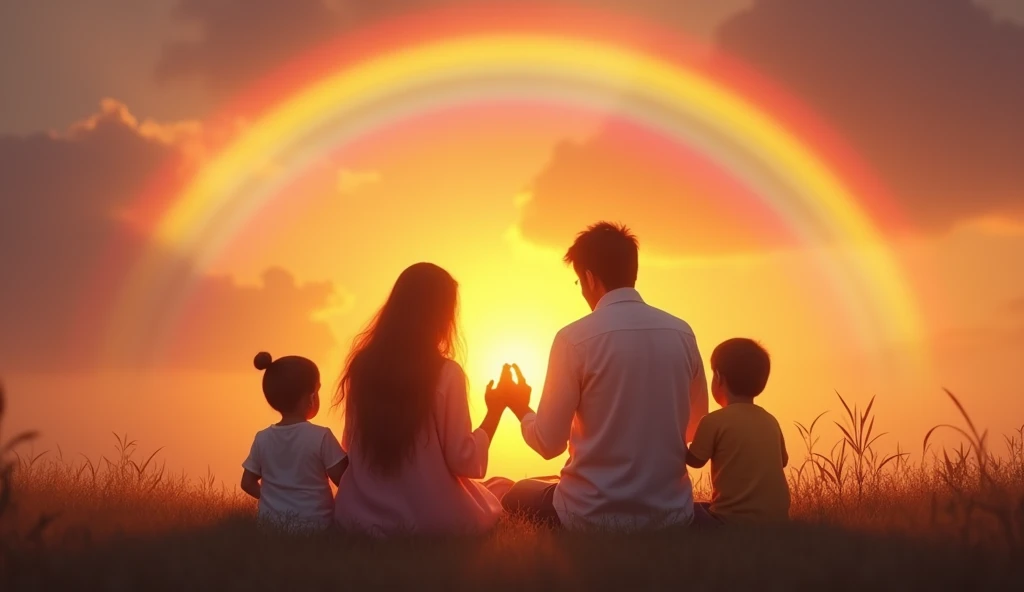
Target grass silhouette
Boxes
[3,384,1024,590]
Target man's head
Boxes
[564,222,639,310]
[710,338,771,405]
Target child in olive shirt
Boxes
[687,338,790,525]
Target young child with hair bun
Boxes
[241,351,347,531]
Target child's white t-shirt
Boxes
[242,422,346,531]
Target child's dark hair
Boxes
[253,352,320,413]
[710,338,771,398]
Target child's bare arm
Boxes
[326,457,349,487]
[240,469,262,499]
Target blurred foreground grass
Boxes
[3,385,1023,590]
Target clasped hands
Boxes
[485,363,532,419]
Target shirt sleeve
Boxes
[242,436,261,476]
[521,330,581,460]
[687,414,717,463]
[438,362,490,479]
[686,337,710,444]
[321,427,347,470]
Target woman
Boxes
[334,262,507,536]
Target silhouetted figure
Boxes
[333,263,507,536]
[687,338,791,526]
[241,352,346,532]
[498,222,710,530]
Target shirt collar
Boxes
[595,287,644,310]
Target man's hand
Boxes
[504,363,532,420]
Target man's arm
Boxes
[686,338,709,443]
[686,415,715,470]
[514,333,580,460]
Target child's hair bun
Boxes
[253,351,273,371]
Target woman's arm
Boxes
[477,405,503,443]
[478,370,512,441]
[439,363,493,479]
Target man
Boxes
[499,222,709,530]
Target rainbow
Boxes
[107,3,927,367]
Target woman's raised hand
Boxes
[484,364,511,412]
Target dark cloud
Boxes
[714,0,1024,232]
[520,0,1024,256]
[0,101,339,373]
[156,0,353,96]
[155,0,748,98]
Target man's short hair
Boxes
[563,222,639,290]
[710,338,771,398]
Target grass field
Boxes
[3,386,1024,590]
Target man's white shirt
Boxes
[521,288,709,529]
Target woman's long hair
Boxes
[336,263,462,474]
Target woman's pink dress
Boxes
[334,360,502,536]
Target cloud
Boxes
[156,0,392,96]
[0,101,341,373]
[518,0,1024,257]
[159,268,338,372]
[713,0,1024,233]
[516,120,800,258]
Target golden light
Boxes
[466,327,550,403]
[450,252,586,478]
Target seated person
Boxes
[241,351,347,532]
[686,338,790,525]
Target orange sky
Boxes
[3,0,1024,486]
[7,107,1024,484]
